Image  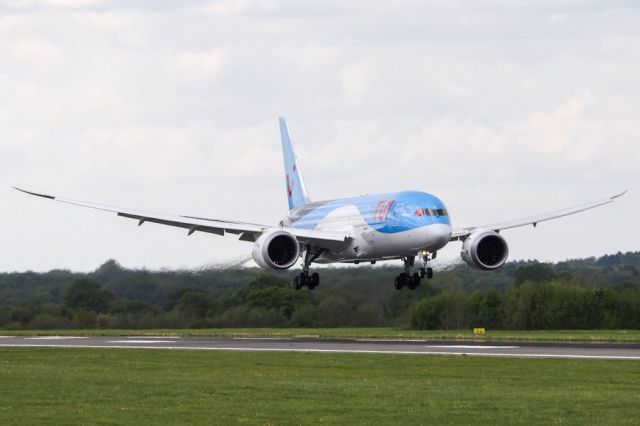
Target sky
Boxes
[1,0,639,272]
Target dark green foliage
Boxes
[174,290,213,319]
[110,300,159,315]
[410,291,471,330]
[1,252,640,330]
[64,278,114,313]
[470,289,503,328]
[238,274,314,317]
[514,262,556,286]
[409,281,639,330]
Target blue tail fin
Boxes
[279,117,311,210]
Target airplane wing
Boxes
[450,190,627,241]
[12,187,350,245]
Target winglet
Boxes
[12,186,55,200]
[611,190,628,200]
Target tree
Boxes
[63,278,113,313]
[470,289,502,328]
[237,274,315,319]
[514,263,556,286]
[110,299,159,315]
[175,291,213,318]
[410,296,446,330]
[92,259,125,283]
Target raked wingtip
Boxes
[12,186,55,199]
[611,190,628,200]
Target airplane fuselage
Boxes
[282,190,452,262]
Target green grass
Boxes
[3,328,640,343]
[0,348,638,424]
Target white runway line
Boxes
[129,336,181,339]
[108,340,177,344]
[427,345,519,349]
[1,343,639,360]
[233,337,292,340]
[25,336,89,340]
[357,339,428,342]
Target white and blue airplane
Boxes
[14,118,626,290]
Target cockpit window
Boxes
[415,208,448,217]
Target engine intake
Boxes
[252,230,300,270]
[461,229,509,270]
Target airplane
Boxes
[14,117,626,290]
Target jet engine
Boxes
[461,229,509,270]
[252,230,300,270]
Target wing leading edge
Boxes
[12,187,350,245]
[451,190,627,241]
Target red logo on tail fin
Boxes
[286,175,294,197]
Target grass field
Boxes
[3,328,640,343]
[0,348,639,424]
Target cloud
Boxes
[0,37,64,67]
[170,50,225,78]
[2,1,639,271]
[198,0,250,15]
[340,62,370,103]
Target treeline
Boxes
[0,273,386,329]
[1,251,639,330]
[411,283,640,330]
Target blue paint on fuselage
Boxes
[283,191,450,234]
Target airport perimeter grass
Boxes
[1,348,639,425]
[4,328,640,343]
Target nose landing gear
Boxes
[394,252,435,290]
[419,266,434,280]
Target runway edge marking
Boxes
[0,343,639,360]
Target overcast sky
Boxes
[1,0,638,272]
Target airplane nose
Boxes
[426,223,452,250]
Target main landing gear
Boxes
[394,252,435,290]
[294,271,319,290]
[293,248,325,290]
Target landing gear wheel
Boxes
[293,271,318,290]
[411,273,421,290]
[407,273,420,290]
[395,257,417,290]
[426,267,433,279]
[394,276,402,290]
[421,251,435,279]
[309,272,320,289]
[293,248,324,290]
[293,275,302,290]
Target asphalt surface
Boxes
[1,335,640,360]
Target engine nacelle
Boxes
[252,230,300,270]
[461,229,509,271]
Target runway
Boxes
[1,335,640,360]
